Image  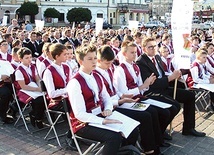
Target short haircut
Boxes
[3,33,11,40]
[0,40,7,45]
[121,41,137,53]
[196,47,208,59]
[142,37,156,47]
[12,39,21,48]
[17,47,32,59]
[123,35,134,42]
[111,37,119,43]
[12,47,20,55]
[42,43,52,54]
[162,34,170,41]
[133,32,142,38]
[75,44,97,62]
[97,45,115,61]
[49,43,67,59]
[203,42,214,49]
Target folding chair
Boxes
[62,98,103,155]
[10,73,31,132]
[40,80,67,147]
[181,75,211,117]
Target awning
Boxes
[130,9,149,13]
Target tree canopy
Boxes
[67,8,92,23]
[18,1,39,16]
[44,8,60,18]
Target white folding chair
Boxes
[62,98,103,155]
[10,74,31,132]
[40,80,67,147]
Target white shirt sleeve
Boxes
[38,62,46,78]
[100,82,114,111]
[43,69,67,98]
[190,66,210,84]
[205,61,214,75]
[15,70,25,81]
[113,67,140,96]
[67,79,104,124]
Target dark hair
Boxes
[17,47,32,59]
[12,47,20,55]
[97,45,115,61]
[0,40,7,45]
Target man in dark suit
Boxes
[136,37,205,137]
[24,31,41,58]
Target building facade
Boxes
[0,0,150,25]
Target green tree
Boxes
[67,8,92,23]
[44,8,60,18]
[19,1,39,16]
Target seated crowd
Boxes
[0,20,214,155]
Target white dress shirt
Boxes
[43,63,70,98]
[67,70,113,124]
[38,58,53,78]
[65,59,79,77]
[190,61,210,84]
[0,51,8,60]
[35,53,46,70]
[114,61,148,96]
[95,67,120,106]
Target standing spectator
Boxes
[25,21,33,32]
[84,22,90,30]
[6,19,19,34]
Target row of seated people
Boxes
[0,37,207,155]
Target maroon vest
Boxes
[207,56,214,68]
[0,53,12,62]
[37,55,45,62]
[41,59,51,78]
[186,62,205,88]
[120,63,139,89]
[93,69,116,97]
[120,63,143,99]
[47,64,70,108]
[69,72,104,133]
[15,65,37,104]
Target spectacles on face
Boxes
[147,45,157,50]
[1,43,8,46]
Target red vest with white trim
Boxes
[69,72,104,133]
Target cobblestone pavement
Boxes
[0,106,213,155]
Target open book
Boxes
[88,111,140,138]
[141,98,172,109]
[20,82,43,99]
[118,102,150,111]
[193,83,214,93]
[0,60,14,76]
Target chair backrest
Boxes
[40,80,47,92]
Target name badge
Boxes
[91,106,102,115]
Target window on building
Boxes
[120,0,122,3]
[113,12,115,18]
[99,0,102,3]
[112,0,115,4]
[110,13,112,18]
[97,13,103,18]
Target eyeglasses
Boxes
[1,44,8,46]
[147,45,157,50]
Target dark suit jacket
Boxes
[24,41,41,57]
[136,53,169,94]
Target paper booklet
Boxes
[88,111,140,138]
[193,83,214,93]
[0,60,15,76]
[118,102,150,111]
[20,82,43,99]
[141,98,172,109]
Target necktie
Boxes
[152,57,156,66]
